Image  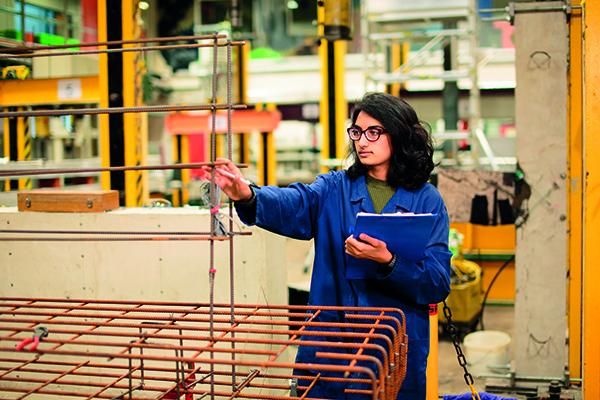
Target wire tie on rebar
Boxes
[210,268,217,274]
[210,205,220,215]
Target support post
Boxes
[583,1,600,396]
[318,1,349,173]
[122,0,148,207]
[236,42,250,164]
[256,103,277,186]
[16,109,32,189]
[3,111,18,191]
[513,2,568,378]
[426,304,439,400]
[568,0,583,383]
[97,0,147,206]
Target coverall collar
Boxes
[350,174,414,213]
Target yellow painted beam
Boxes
[319,40,330,174]
[122,0,147,207]
[568,1,583,382]
[215,133,224,160]
[333,40,348,161]
[16,111,32,190]
[255,103,278,186]
[583,0,600,397]
[171,135,181,207]
[97,0,111,190]
[387,42,408,96]
[236,43,250,164]
[0,76,99,107]
[3,117,10,191]
[265,103,277,186]
[180,134,190,205]
[319,1,348,173]
[318,3,328,174]
[426,305,438,400]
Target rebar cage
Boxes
[0,298,407,399]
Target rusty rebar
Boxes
[0,103,246,119]
[0,299,407,400]
[0,161,247,178]
[0,34,228,54]
[0,40,246,60]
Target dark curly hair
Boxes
[346,92,434,190]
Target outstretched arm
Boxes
[207,158,335,240]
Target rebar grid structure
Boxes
[0,298,407,399]
[0,32,410,399]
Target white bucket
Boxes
[463,330,511,376]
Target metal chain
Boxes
[442,300,480,399]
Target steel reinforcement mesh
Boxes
[0,298,407,400]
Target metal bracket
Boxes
[289,378,298,396]
[508,1,580,25]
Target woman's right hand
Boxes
[201,158,253,202]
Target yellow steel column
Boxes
[3,116,11,191]
[426,304,439,400]
[583,1,600,397]
[122,0,147,207]
[170,134,190,206]
[256,103,277,186]
[171,135,181,207]
[97,0,111,190]
[16,109,32,189]
[236,42,250,164]
[180,134,190,204]
[386,42,409,96]
[568,0,583,382]
[319,2,348,173]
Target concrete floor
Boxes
[438,306,581,400]
[438,305,515,397]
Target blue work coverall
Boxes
[235,171,451,400]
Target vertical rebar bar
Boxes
[128,343,133,400]
[209,32,219,400]
[226,39,237,389]
[20,0,26,45]
[138,327,145,387]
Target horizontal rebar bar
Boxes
[0,359,372,387]
[0,103,246,119]
[0,229,248,236]
[0,297,404,315]
[0,235,241,242]
[0,33,228,54]
[0,40,245,60]
[0,161,246,178]
[0,230,252,242]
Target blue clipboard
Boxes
[345,212,437,279]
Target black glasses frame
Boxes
[347,125,386,142]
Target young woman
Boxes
[208,92,451,399]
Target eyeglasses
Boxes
[347,125,386,142]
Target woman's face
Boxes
[352,111,393,170]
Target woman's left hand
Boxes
[345,234,394,264]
